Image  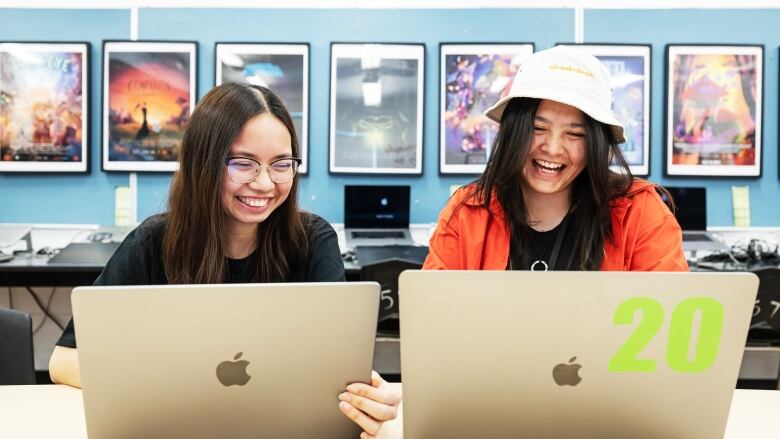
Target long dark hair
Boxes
[472,97,634,270]
[163,83,307,283]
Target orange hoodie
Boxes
[423,180,689,271]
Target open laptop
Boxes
[399,270,758,439]
[355,245,429,266]
[72,282,379,438]
[344,185,414,249]
[664,186,729,252]
[47,242,120,265]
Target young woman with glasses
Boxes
[49,83,400,437]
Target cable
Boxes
[8,286,13,310]
[24,286,65,331]
[31,287,57,335]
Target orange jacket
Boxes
[423,180,689,271]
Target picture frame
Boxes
[215,42,310,174]
[439,43,534,175]
[0,42,90,173]
[560,43,651,177]
[665,44,763,177]
[102,40,197,172]
[329,43,425,175]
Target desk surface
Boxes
[1,384,777,438]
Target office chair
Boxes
[0,307,36,385]
[751,267,780,335]
[360,259,422,337]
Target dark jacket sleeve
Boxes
[305,215,346,282]
[55,221,158,348]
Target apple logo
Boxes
[216,352,251,386]
[552,356,582,386]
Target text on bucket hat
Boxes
[484,45,626,145]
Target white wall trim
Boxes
[2,0,780,9]
[130,6,138,40]
[574,7,584,43]
[129,8,139,226]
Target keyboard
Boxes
[683,233,713,242]
[351,231,405,239]
[355,245,429,265]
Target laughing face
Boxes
[521,99,588,200]
[221,113,294,236]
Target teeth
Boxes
[534,159,564,171]
[238,196,269,207]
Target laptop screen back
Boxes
[664,186,706,231]
[344,185,410,229]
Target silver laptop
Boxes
[664,186,729,252]
[344,185,414,249]
[399,270,758,439]
[0,224,31,249]
[72,282,379,438]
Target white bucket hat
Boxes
[484,45,625,144]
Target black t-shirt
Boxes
[56,212,345,348]
[508,217,577,271]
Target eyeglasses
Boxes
[225,156,302,184]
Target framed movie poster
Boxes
[666,44,763,177]
[329,43,424,174]
[216,43,309,174]
[562,43,651,176]
[0,42,89,173]
[440,43,534,174]
[102,41,197,172]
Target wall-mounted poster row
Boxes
[665,44,763,178]
[215,43,310,174]
[0,42,90,173]
[0,40,771,179]
[102,41,197,172]
[328,43,425,175]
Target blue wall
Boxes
[2,8,779,226]
[0,9,130,224]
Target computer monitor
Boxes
[344,185,410,229]
[664,186,706,231]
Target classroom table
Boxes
[2,384,780,438]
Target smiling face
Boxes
[221,112,294,236]
[521,99,588,201]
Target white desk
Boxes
[1,384,778,437]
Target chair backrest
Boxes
[0,307,36,385]
[360,259,422,336]
[751,267,780,335]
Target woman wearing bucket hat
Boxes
[424,46,687,272]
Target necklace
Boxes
[528,214,570,272]
[528,233,553,271]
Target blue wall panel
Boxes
[0,9,131,224]
[585,9,780,226]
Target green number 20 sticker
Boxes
[608,297,724,373]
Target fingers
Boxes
[346,378,402,406]
[371,370,384,387]
[339,391,398,421]
[339,400,382,436]
[340,371,402,436]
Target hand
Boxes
[338,370,402,438]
